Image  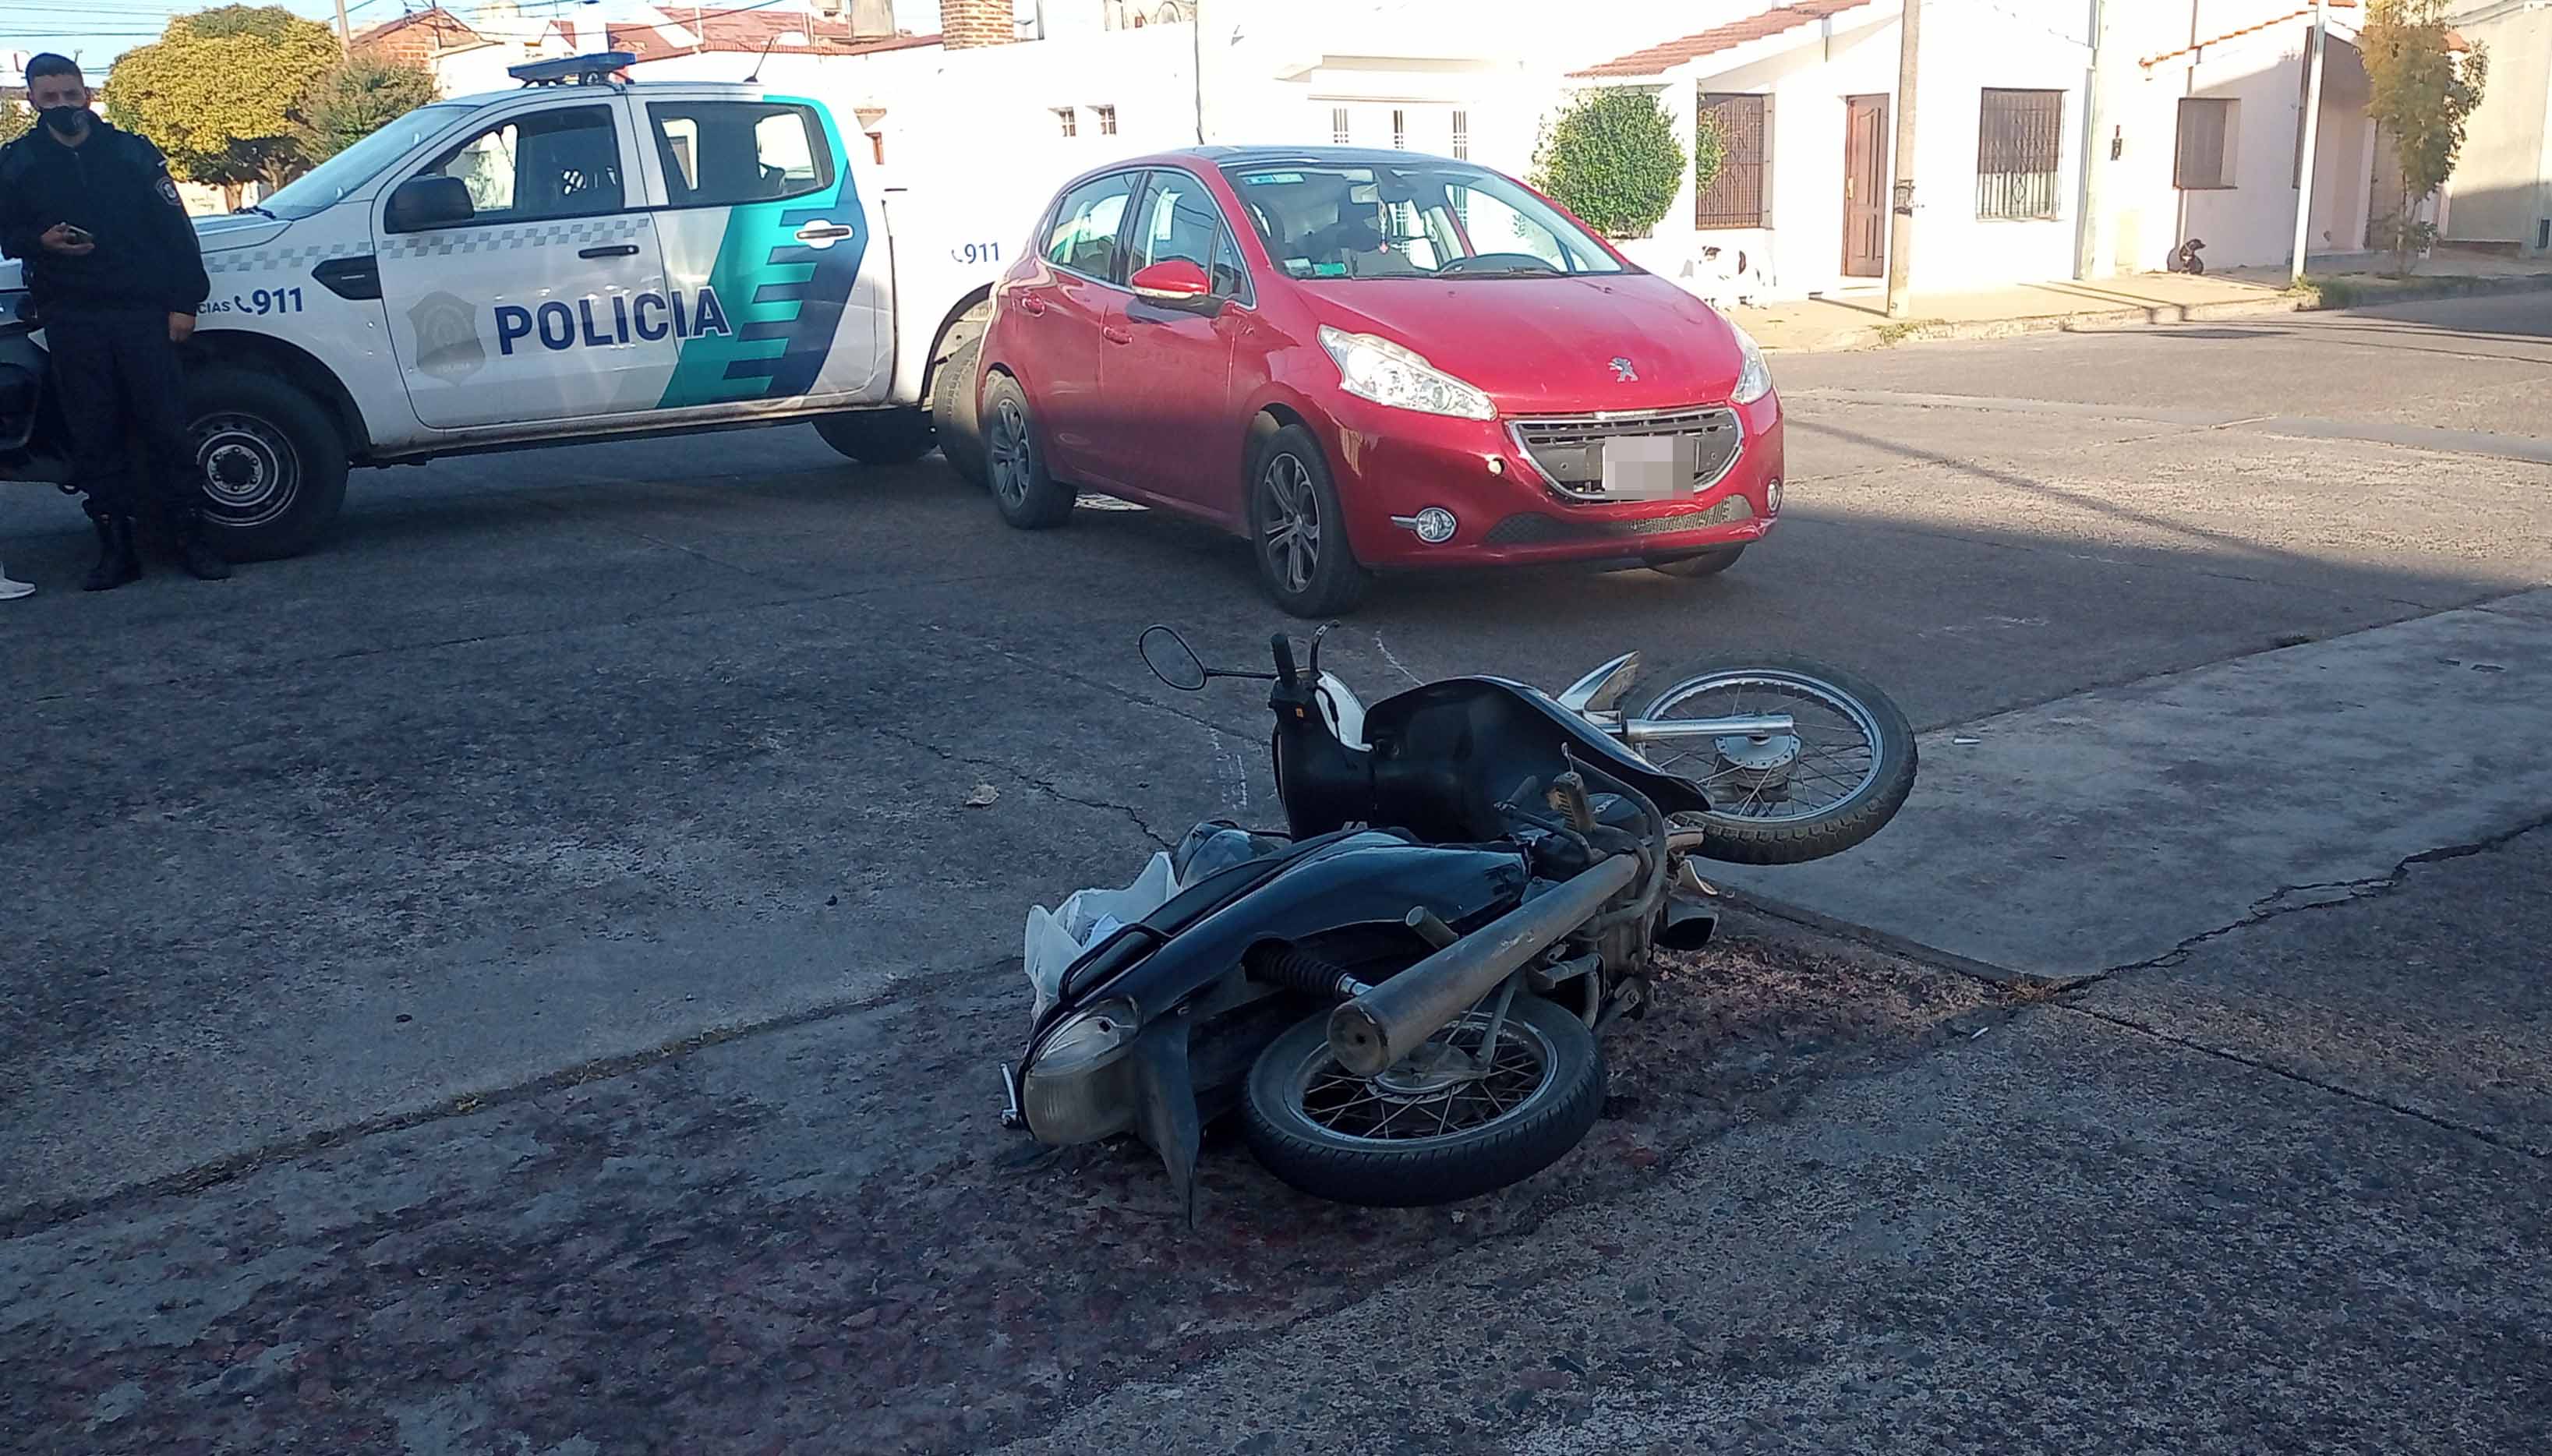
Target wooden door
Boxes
[1843,94,1889,277]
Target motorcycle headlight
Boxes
[1729,320,1773,406]
[1021,998,1141,1145]
[1318,326,1497,420]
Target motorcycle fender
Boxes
[1126,1016,1203,1228]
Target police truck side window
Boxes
[1043,172,1138,280]
[418,105,623,224]
[645,103,833,208]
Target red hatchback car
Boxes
[974,147,1784,617]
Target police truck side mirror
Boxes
[386,176,475,233]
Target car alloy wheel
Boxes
[987,394,1032,511]
[1259,450,1321,595]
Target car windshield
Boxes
[1221,159,1624,281]
[258,102,475,220]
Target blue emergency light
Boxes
[509,51,638,87]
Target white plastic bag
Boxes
[1023,851,1178,1023]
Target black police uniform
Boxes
[0,115,221,584]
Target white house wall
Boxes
[1608,2,2089,301]
[2102,5,2374,272]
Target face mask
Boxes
[39,105,88,139]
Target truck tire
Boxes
[931,335,988,488]
[815,408,935,465]
[187,368,349,562]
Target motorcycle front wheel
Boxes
[1633,652,1918,866]
[1241,995,1603,1207]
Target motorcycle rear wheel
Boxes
[1242,995,1603,1207]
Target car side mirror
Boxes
[385,175,474,233]
[1129,259,1213,306]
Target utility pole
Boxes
[2073,0,2109,281]
[334,0,352,49]
[2289,0,2328,285]
[1884,0,1921,318]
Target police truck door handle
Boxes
[794,223,854,242]
[578,245,639,259]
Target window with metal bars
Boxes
[1096,105,1118,136]
[1055,107,1078,138]
[1392,108,1407,150]
[1694,93,1766,229]
[1975,88,2063,220]
[1331,107,1349,145]
[1452,109,1469,160]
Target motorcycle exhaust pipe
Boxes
[1327,853,1641,1078]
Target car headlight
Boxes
[1729,320,1773,406]
[1318,325,1497,420]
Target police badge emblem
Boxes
[408,291,486,380]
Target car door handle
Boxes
[794,223,854,242]
[578,244,639,259]
[1103,325,1133,345]
[1017,294,1048,316]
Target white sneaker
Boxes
[0,562,32,600]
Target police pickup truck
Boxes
[0,53,1023,560]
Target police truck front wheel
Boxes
[814,408,935,465]
[186,369,349,562]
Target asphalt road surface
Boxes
[5,292,2548,1454]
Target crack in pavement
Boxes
[868,723,1176,850]
[2058,1000,2547,1162]
[0,956,1020,1239]
[2085,809,2552,982]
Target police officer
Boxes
[0,53,228,589]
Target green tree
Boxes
[2361,0,2490,275]
[0,100,30,147]
[299,58,440,163]
[1532,88,1686,240]
[104,5,342,208]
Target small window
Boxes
[645,101,832,209]
[2176,97,2237,189]
[1976,87,2063,220]
[1331,107,1350,145]
[1695,92,1767,228]
[1095,104,1119,136]
[1055,107,1079,138]
[1451,109,1469,160]
[1391,108,1407,150]
[1211,228,1250,302]
[1044,170,1139,278]
[414,104,624,226]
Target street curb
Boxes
[1752,272,2552,353]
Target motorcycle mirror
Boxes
[1140,625,1211,691]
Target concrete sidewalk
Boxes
[1731,248,2552,353]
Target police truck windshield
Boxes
[259,103,475,221]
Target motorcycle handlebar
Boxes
[1271,633,1299,688]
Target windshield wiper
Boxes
[235,204,277,218]
[1453,266,1566,279]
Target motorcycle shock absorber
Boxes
[1244,942,1373,1000]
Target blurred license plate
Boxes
[1600,435,1695,500]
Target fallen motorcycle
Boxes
[1002,626,1915,1219]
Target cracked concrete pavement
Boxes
[3,291,2549,1451]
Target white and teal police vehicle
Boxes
[0,53,1028,559]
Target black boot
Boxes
[82,516,141,592]
[172,513,233,581]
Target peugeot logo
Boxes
[1610,356,1638,382]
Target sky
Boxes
[2,0,960,80]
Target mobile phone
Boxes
[59,224,94,245]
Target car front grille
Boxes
[1508,405,1744,501]
[1481,492,1755,546]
